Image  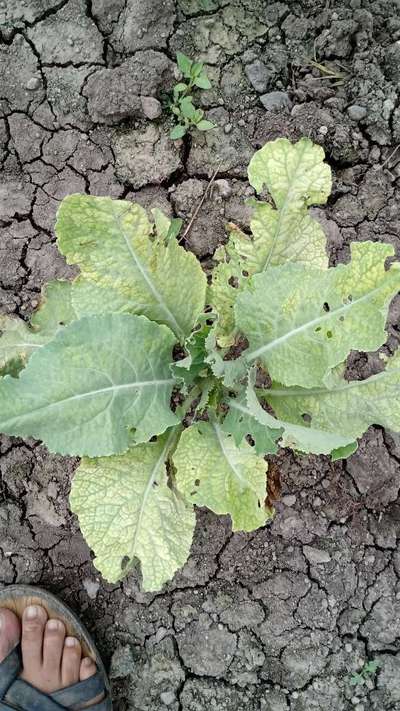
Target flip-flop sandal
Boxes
[0,585,112,710]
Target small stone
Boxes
[282,494,297,507]
[238,118,246,127]
[67,37,74,46]
[224,123,233,134]
[303,546,331,565]
[215,179,232,198]
[140,96,162,120]
[355,705,364,711]
[351,698,360,706]
[160,691,176,705]
[260,91,292,112]
[345,643,353,653]
[318,125,328,135]
[83,578,100,599]
[26,77,41,91]
[347,105,367,122]
[245,60,268,93]
[313,496,322,507]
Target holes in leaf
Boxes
[228,276,239,288]
[302,413,312,425]
[326,330,333,338]
[323,302,330,312]
[194,479,200,487]
[315,326,322,333]
[121,555,130,571]
[242,269,249,277]
[339,316,344,322]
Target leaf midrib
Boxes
[114,208,185,340]
[213,422,260,497]
[246,282,389,363]
[129,428,179,563]
[0,378,175,429]
[260,140,308,272]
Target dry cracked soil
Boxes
[1,1,400,709]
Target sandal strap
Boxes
[0,647,20,697]
[51,671,105,709]
[5,678,66,710]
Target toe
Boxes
[79,657,104,709]
[61,636,81,688]
[21,605,48,675]
[0,609,20,662]
[42,619,66,682]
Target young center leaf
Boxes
[0,314,178,456]
[70,431,195,592]
[56,195,207,341]
[174,420,273,531]
[221,390,282,456]
[235,241,400,388]
[209,137,331,346]
[264,350,400,444]
[0,280,76,377]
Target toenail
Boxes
[65,637,77,647]
[26,605,39,620]
[47,619,61,631]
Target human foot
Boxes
[0,604,104,709]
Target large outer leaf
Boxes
[236,242,400,388]
[0,281,76,376]
[56,195,207,341]
[264,351,400,443]
[208,138,331,346]
[70,431,195,591]
[0,314,178,456]
[173,420,272,531]
[245,371,355,455]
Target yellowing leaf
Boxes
[265,351,400,444]
[209,138,331,345]
[236,242,400,387]
[56,195,206,341]
[174,420,272,531]
[0,281,76,377]
[70,431,195,591]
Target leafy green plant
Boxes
[1,138,400,591]
[168,52,215,139]
[350,660,381,686]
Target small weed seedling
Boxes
[1,138,400,591]
[168,52,215,139]
[350,660,381,686]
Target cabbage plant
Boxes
[1,138,399,591]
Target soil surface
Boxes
[1,1,400,709]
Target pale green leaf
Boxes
[236,242,400,387]
[170,124,187,140]
[196,119,215,131]
[176,51,192,78]
[264,350,400,444]
[56,195,207,341]
[0,314,178,456]
[222,392,282,455]
[248,136,332,205]
[151,207,172,240]
[174,420,272,531]
[70,431,195,591]
[245,370,355,455]
[194,75,211,89]
[0,280,76,376]
[209,137,331,346]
